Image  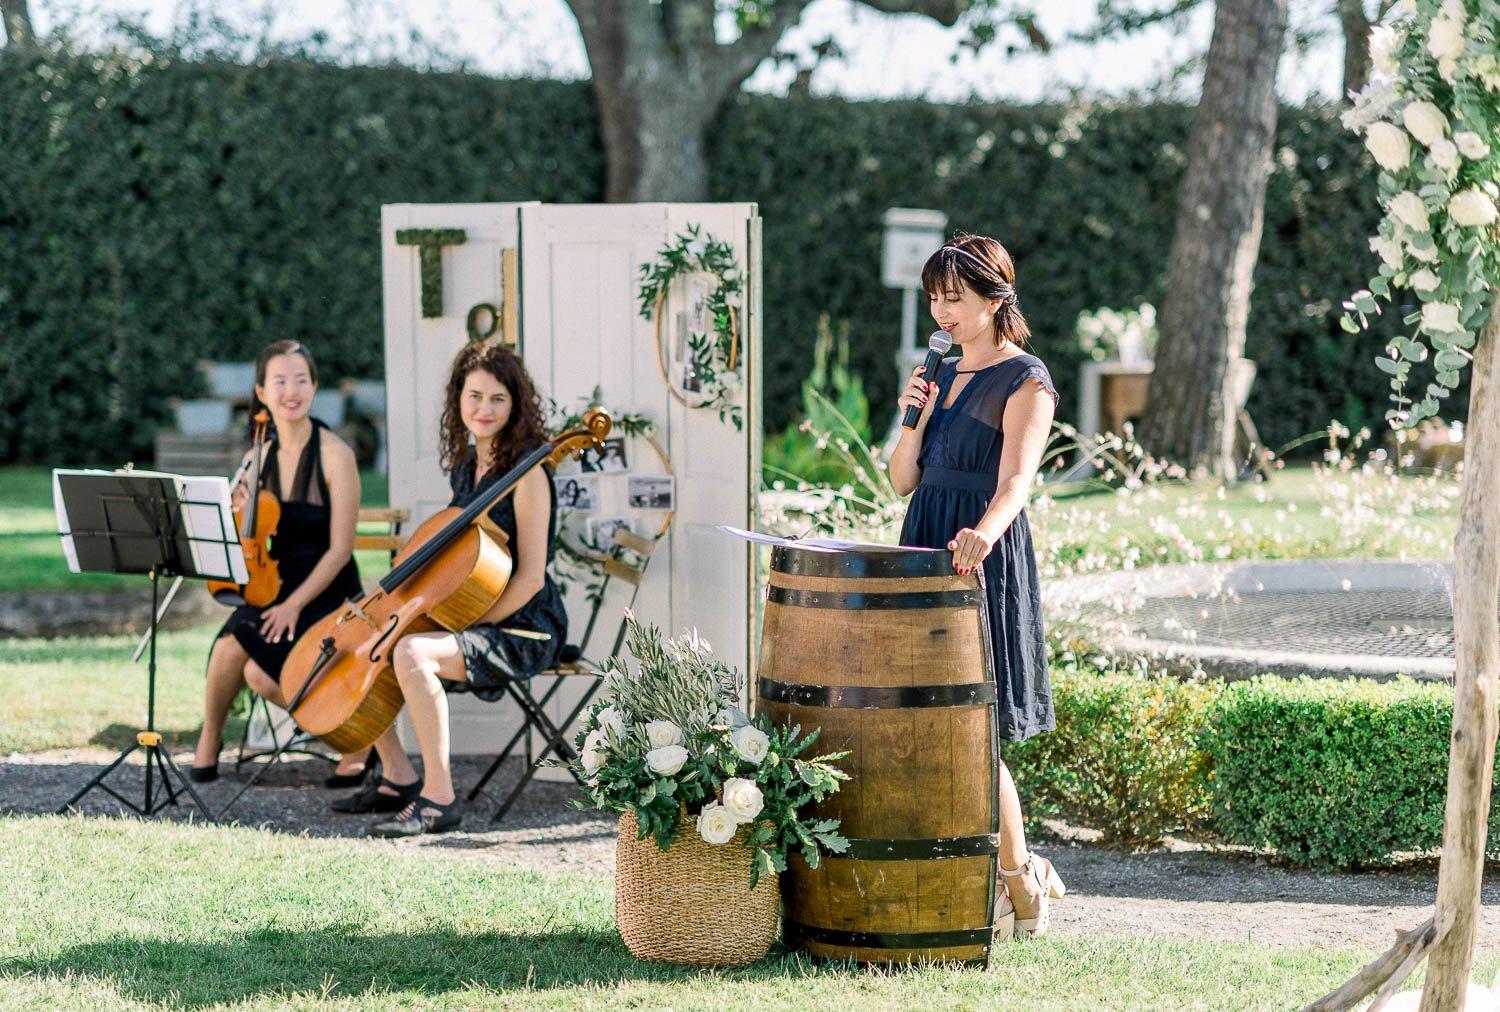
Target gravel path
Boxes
[6,747,1499,953]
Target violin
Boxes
[206,410,282,608]
[280,409,612,754]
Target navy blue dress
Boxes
[445,449,568,702]
[898,354,1059,742]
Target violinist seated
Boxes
[331,341,567,836]
[191,340,369,785]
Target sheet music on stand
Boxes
[53,468,247,584]
[716,525,937,554]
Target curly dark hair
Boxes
[438,341,549,478]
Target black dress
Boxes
[217,420,362,681]
[446,449,568,702]
[898,354,1059,742]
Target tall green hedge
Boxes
[0,52,601,460]
[0,49,1449,462]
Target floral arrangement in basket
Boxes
[563,614,849,886]
[1074,303,1158,364]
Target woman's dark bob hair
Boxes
[920,233,1031,348]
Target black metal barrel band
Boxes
[766,586,981,610]
[836,834,1000,860]
[757,676,997,709]
[786,923,995,951]
[771,545,955,580]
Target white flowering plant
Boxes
[1343,0,1498,427]
[1074,303,1159,363]
[563,614,849,886]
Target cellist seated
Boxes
[330,341,567,836]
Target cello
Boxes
[205,410,282,607]
[280,409,611,754]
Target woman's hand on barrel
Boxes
[259,600,303,644]
[948,527,995,576]
[897,365,938,428]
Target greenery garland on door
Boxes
[637,225,745,430]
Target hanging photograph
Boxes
[579,436,629,474]
[627,475,675,511]
[555,475,599,513]
[587,515,637,550]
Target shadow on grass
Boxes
[2,927,826,1005]
[87,718,247,752]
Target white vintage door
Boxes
[382,201,761,755]
[381,203,532,525]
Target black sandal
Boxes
[329,775,420,814]
[370,796,463,838]
[323,754,380,789]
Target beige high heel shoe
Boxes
[1000,852,1066,937]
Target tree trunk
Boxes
[2,0,35,48]
[1336,0,1372,99]
[1421,310,1500,1010]
[1137,0,1288,478]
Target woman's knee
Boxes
[394,635,444,680]
[243,662,280,703]
[209,634,249,670]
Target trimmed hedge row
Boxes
[1009,671,1498,869]
[1,49,1445,461]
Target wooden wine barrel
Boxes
[757,544,1001,967]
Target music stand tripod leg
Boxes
[56,743,142,814]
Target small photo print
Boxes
[627,475,675,510]
[555,475,598,513]
[579,436,629,474]
[587,515,637,550]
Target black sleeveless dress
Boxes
[445,448,568,702]
[898,354,1059,742]
[217,419,362,681]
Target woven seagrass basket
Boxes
[615,810,779,967]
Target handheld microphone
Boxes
[901,330,953,429]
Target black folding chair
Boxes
[468,526,658,824]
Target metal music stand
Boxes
[53,470,243,823]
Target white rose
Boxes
[1428,138,1460,175]
[1409,268,1441,292]
[1421,301,1463,334]
[731,724,771,764]
[1439,0,1465,19]
[1406,238,1439,263]
[644,720,683,748]
[596,706,626,739]
[1365,121,1410,171]
[582,729,607,777]
[1455,131,1491,160]
[1370,235,1404,269]
[720,777,765,823]
[1389,191,1430,232]
[1427,17,1466,64]
[1369,24,1400,77]
[1403,101,1449,147]
[1449,188,1499,228]
[645,744,689,776]
[1395,0,1414,14]
[696,802,739,845]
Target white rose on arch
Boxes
[1402,101,1449,147]
[1365,122,1411,171]
[1449,189,1499,229]
[1455,132,1491,161]
[1369,24,1400,78]
[731,724,772,764]
[697,802,739,845]
[1421,301,1463,335]
[1370,235,1404,269]
[1429,138,1461,176]
[1427,15,1466,65]
[1389,191,1431,232]
[645,745,689,776]
[1410,268,1442,293]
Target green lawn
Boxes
[1035,465,1459,573]
[0,624,235,753]
[1,816,1464,1011]
[0,465,392,594]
